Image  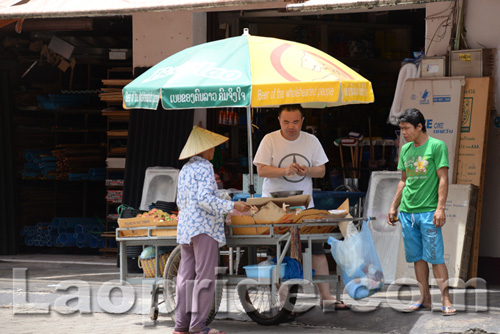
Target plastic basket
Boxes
[138,253,169,278]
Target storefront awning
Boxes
[287,0,445,12]
[0,0,276,19]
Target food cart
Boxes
[116,213,372,325]
[119,27,376,326]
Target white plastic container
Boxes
[364,171,402,283]
[139,167,179,211]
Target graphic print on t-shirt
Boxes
[278,153,310,183]
[414,156,429,174]
[405,155,430,179]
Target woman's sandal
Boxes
[333,300,351,310]
[442,306,457,316]
[321,300,351,310]
[190,328,226,334]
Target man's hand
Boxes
[433,208,446,228]
[234,201,251,213]
[284,163,300,176]
[387,208,399,226]
[296,164,308,176]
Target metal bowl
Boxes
[270,190,303,198]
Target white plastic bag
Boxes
[328,221,384,300]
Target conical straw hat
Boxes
[179,126,229,160]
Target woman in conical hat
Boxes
[175,126,250,334]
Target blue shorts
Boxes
[399,211,445,265]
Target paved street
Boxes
[1,254,499,334]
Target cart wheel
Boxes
[163,245,223,325]
[150,306,159,321]
[149,282,162,320]
[237,281,298,326]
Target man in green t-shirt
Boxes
[387,108,456,316]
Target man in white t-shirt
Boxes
[253,104,350,310]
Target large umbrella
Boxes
[123,28,374,194]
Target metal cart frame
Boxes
[116,217,372,325]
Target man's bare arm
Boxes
[387,171,406,226]
[256,163,298,178]
[433,167,449,228]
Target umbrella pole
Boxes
[246,106,255,197]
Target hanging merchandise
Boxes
[387,63,420,126]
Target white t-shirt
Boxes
[253,130,328,208]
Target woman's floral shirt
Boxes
[176,156,233,246]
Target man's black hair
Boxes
[399,108,426,133]
[279,104,304,117]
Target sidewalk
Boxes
[1,254,499,334]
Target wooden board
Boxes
[455,78,494,279]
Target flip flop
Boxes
[174,332,189,334]
[402,303,429,313]
[442,306,457,316]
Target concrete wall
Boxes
[132,11,208,127]
[132,11,194,69]
[427,1,500,258]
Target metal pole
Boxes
[245,106,257,265]
[246,106,255,197]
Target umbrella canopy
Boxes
[122,29,374,195]
[123,29,374,110]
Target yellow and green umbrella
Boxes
[123,29,374,110]
[123,29,374,194]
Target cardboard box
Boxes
[232,194,312,235]
[450,48,496,78]
[421,56,447,78]
[395,184,478,287]
[246,194,311,209]
[253,194,311,234]
[230,195,348,235]
[230,215,259,235]
[118,216,177,237]
[253,201,287,223]
[401,77,466,183]
[456,77,493,186]
[257,208,333,235]
[456,78,493,279]
[301,199,349,234]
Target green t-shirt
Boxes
[397,136,449,213]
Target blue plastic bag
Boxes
[328,221,384,300]
[272,256,303,280]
